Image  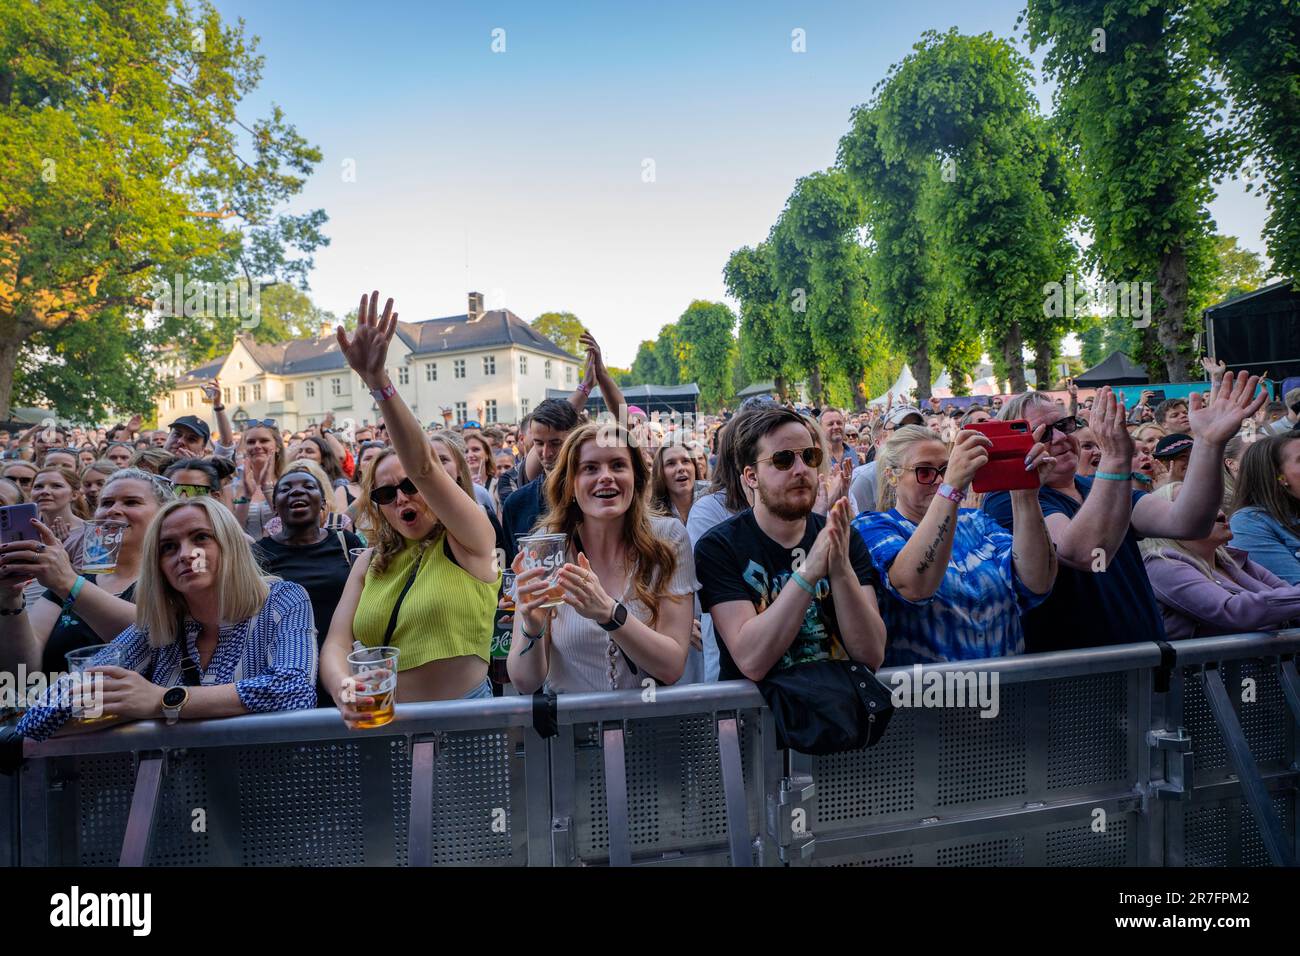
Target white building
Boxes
[162,293,581,432]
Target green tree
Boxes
[530,311,586,356]
[0,0,327,420]
[629,340,661,384]
[1211,0,1300,285]
[652,324,683,385]
[1025,0,1227,383]
[1078,314,1107,368]
[676,300,738,412]
[724,242,792,399]
[1206,234,1267,304]
[768,207,822,401]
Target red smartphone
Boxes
[966,420,1038,494]
[0,502,39,544]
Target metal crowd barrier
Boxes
[2,632,1296,867]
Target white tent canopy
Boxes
[867,365,917,405]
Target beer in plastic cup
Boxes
[77,519,127,574]
[346,646,399,729]
[518,533,567,608]
[65,644,125,724]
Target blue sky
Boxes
[213,0,1269,366]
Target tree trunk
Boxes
[1157,246,1190,383]
[808,368,824,406]
[0,336,18,422]
[775,374,787,402]
[1000,319,1027,393]
[1032,336,1055,391]
[852,380,867,412]
[910,344,932,403]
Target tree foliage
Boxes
[0,0,327,420]
[530,311,586,356]
[676,300,738,412]
[724,243,791,398]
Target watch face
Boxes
[613,602,628,627]
[163,687,187,708]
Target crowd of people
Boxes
[0,295,1286,742]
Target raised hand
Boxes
[1188,369,1268,446]
[579,331,603,370]
[1090,386,1134,463]
[946,429,992,490]
[1022,424,1058,487]
[337,291,398,388]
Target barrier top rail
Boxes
[16,631,1300,760]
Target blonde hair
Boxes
[135,497,271,647]
[1137,482,1235,581]
[875,425,947,512]
[34,465,90,519]
[429,430,478,495]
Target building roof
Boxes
[174,309,579,382]
[1203,278,1296,316]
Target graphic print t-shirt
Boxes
[694,509,876,681]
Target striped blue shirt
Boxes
[852,508,1049,665]
[17,579,318,742]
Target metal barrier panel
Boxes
[798,650,1157,867]
[1163,635,1300,867]
[4,636,1297,867]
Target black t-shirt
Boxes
[694,509,876,681]
[40,575,137,676]
[254,530,364,704]
[982,476,1166,652]
[501,476,545,562]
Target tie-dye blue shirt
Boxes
[852,508,1050,665]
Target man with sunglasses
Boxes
[695,406,887,681]
[982,377,1267,653]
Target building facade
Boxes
[162,293,581,433]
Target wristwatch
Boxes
[598,601,629,632]
[162,686,189,725]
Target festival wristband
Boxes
[790,570,817,597]
[62,575,86,611]
[1093,471,1131,482]
[936,483,965,504]
[369,382,397,403]
[578,380,593,396]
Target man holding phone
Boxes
[982,377,1265,652]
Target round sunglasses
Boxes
[756,446,824,471]
[369,476,418,505]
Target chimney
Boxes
[318,321,331,340]
[467,291,485,322]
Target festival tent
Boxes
[1073,351,1149,387]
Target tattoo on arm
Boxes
[915,515,952,575]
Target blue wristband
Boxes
[790,570,817,597]
[62,575,86,611]
[1093,471,1131,482]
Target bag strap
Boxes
[383,545,426,646]
[336,530,349,563]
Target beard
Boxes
[757,480,815,521]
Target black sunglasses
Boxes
[1044,416,1085,440]
[756,446,824,471]
[906,464,948,485]
[369,476,418,505]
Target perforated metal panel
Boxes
[73,753,135,866]
[1047,673,1129,790]
[1239,794,1294,867]
[424,730,517,866]
[1183,803,1231,866]
[936,683,1027,807]
[1182,667,1228,775]
[147,749,211,866]
[237,742,367,866]
[1237,660,1289,766]
[574,712,758,863]
[1045,818,1131,866]
[936,834,1025,866]
[812,707,917,827]
[823,850,915,867]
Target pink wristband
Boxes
[369,382,397,403]
[936,483,965,504]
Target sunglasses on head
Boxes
[173,483,212,498]
[369,476,418,505]
[1044,416,1085,440]
[756,446,824,471]
[242,419,278,430]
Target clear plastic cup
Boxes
[346,646,399,728]
[517,533,567,608]
[77,519,127,574]
[65,644,125,724]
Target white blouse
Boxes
[545,515,699,693]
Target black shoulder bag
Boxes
[757,632,894,755]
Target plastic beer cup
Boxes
[346,646,399,729]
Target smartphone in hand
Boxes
[0,503,39,544]
[966,421,1039,494]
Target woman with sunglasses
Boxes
[1140,481,1300,639]
[851,424,1057,664]
[14,496,317,742]
[0,469,170,678]
[321,292,500,721]
[164,456,239,512]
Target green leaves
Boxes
[530,312,587,357]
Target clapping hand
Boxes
[1189,369,1268,446]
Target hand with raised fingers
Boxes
[1189,369,1268,446]
[338,291,399,389]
